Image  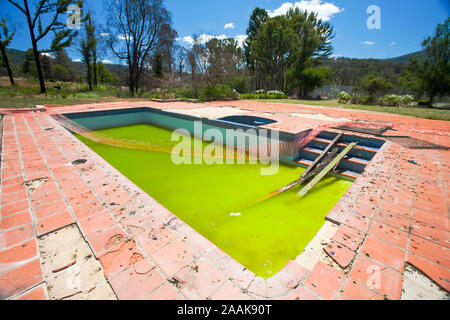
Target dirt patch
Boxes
[38,224,116,300]
[23,177,48,194]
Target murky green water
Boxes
[75,124,351,278]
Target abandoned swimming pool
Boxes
[61,107,362,278]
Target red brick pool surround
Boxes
[0,100,449,300]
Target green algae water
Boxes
[75,123,351,278]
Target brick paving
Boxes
[0,100,449,300]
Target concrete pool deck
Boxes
[0,100,449,300]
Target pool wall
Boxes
[63,107,305,164]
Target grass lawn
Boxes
[253,98,450,121]
[0,94,131,109]
[0,78,137,109]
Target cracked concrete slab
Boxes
[38,224,116,300]
[295,221,340,271]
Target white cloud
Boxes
[182,34,248,48]
[102,59,113,64]
[389,42,397,46]
[41,53,54,58]
[182,36,194,45]
[117,34,133,41]
[268,0,343,21]
[224,23,235,29]
[361,41,375,45]
[182,34,227,46]
[330,54,343,58]
[72,58,82,62]
[235,35,248,47]
[100,32,109,37]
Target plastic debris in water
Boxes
[230,212,241,217]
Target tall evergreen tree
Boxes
[80,12,97,91]
[402,18,449,106]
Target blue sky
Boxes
[1,0,449,62]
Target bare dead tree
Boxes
[103,0,170,96]
[7,0,82,93]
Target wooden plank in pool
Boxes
[300,132,343,180]
[242,135,344,208]
[296,142,358,199]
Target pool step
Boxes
[303,146,369,166]
[294,130,385,179]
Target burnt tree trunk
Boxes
[24,0,46,93]
[0,45,15,86]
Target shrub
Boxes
[380,94,415,107]
[338,91,351,103]
[400,95,414,106]
[199,84,233,101]
[52,64,71,82]
[351,93,371,105]
[241,90,288,99]
[174,87,196,99]
[226,76,250,94]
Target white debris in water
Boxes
[230,212,241,217]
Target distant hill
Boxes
[5,48,26,67]
[4,48,126,77]
[384,50,425,62]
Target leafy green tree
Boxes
[250,15,290,90]
[97,62,119,85]
[8,0,83,93]
[0,18,15,85]
[402,18,449,106]
[55,49,75,80]
[52,63,70,81]
[21,48,38,76]
[40,53,53,79]
[244,7,334,95]
[358,75,393,102]
[295,67,332,97]
[285,8,334,97]
[244,8,268,89]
